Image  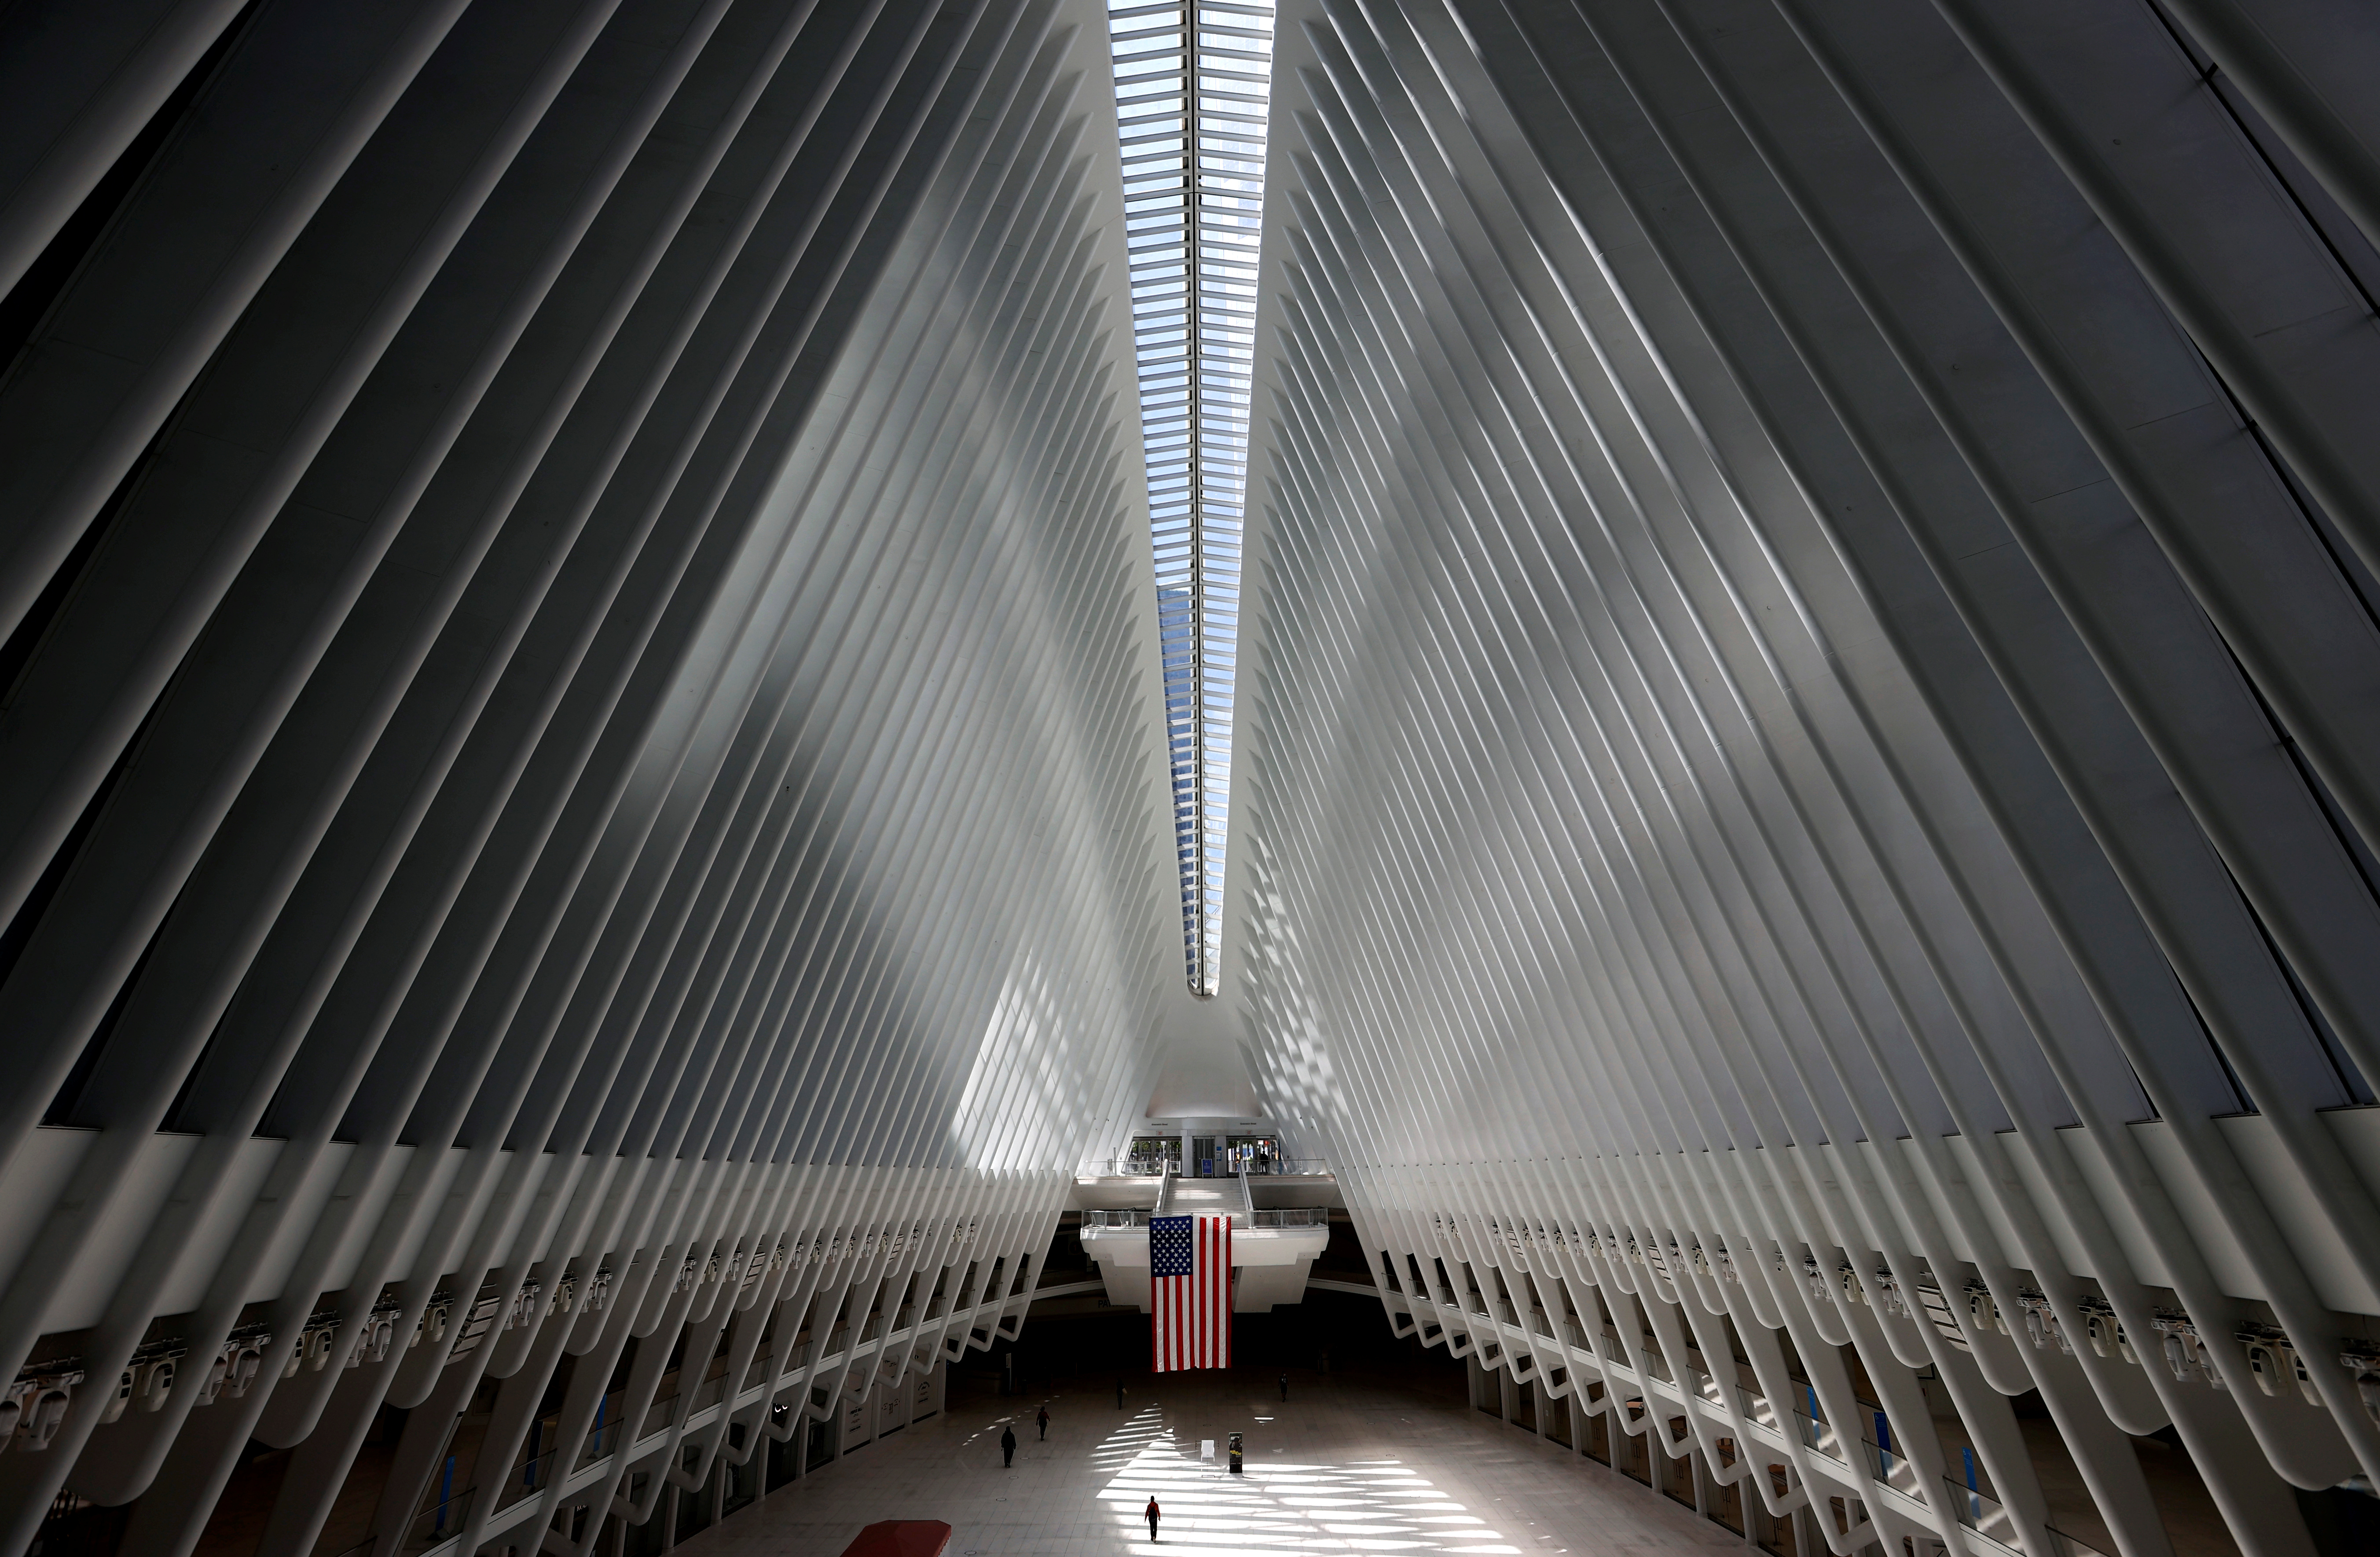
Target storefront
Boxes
[1125,1135,1181,1174]
[1135,1118,1287,1176]
[1221,1135,1281,1173]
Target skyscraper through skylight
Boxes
[1109,0,1275,995]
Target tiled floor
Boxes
[676,1366,1746,1557]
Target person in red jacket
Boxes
[1145,1495,1161,1542]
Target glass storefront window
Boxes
[1222,1136,1280,1173]
[1127,1136,1181,1174]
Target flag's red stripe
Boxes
[1209,1216,1220,1365]
[1149,1215,1236,1373]
[1192,1219,1202,1368]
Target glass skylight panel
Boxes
[1111,0,1275,997]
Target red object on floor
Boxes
[836,1520,953,1557]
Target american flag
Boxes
[1150,1213,1231,1370]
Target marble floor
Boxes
[673,1366,1746,1557]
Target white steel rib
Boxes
[1225,4,2380,1557]
[1,1,2379,1556]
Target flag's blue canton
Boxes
[1151,1215,1194,1277]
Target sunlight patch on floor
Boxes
[1093,1407,1522,1553]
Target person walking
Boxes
[1279,1372,1288,1402]
[1145,1496,1162,1542]
[1036,1405,1049,1440]
[1000,1425,1016,1467]
[1116,1379,1126,1410]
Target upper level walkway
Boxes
[1065,1168,1339,1212]
[1073,1171,1335,1313]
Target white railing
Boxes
[1081,1158,1174,1177]
[1080,1156,1330,1177]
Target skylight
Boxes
[1110,0,1275,997]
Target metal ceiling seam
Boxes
[1649,0,2380,1344]
[8,0,2380,1551]
[680,228,1142,1147]
[497,30,1099,1166]
[614,125,1133,1209]
[1304,24,2066,1314]
[1276,103,2018,1200]
[244,0,970,1156]
[0,0,254,300]
[1276,0,1942,1323]
[1229,0,2380,1548]
[1514,0,2275,1133]
[0,0,923,1504]
[590,0,1147,1166]
[162,0,904,1148]
[0,0,642,1160]
[1748,0,2380,1117]
[0,0,1176,1552]
[2148,0,2380,261]
[362,0,1161,1533]
[1551,0,2380,1485]
[1266,109,1837,1186]
[1356,5,1980,1148]
[0,0,482,661]
[186,0,848,1154]
[328,0,997,1164]
[1925,0,2380,611]
[7,0,729,1176]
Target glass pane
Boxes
[1110,0,1275,995]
